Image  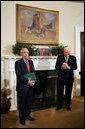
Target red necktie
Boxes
[25,60,30,72]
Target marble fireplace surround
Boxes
[4,55,57,110]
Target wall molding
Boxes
[75,26,84,96]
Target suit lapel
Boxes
[21,58,29,73]
[68,56,72,65]
[62,55,66,63]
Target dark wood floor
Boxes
[1,97,84,128]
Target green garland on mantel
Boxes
[51,44,66,56]
[12,42,36,56]
[12,42,65,56]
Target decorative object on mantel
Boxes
[51,44,66,56]
[36,48,51,56]
[12,42,36,56]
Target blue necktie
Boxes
[65,57,68,63]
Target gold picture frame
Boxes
[16,4,59,45]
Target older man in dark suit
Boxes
[55,47,77,111]
[15,47,35,125]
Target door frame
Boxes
[75,26,84,96]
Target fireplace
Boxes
[4,56,57,111]
[32,70,58,110]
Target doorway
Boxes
[80,32,84,96]
[75,27,84,96]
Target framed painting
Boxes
[16,4,59,45]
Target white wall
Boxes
[1,1,84,93]
[1,1,84,56]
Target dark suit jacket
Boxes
[55,55,77,83]
[15,58,35,93]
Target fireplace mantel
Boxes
[4,55,57,59]
[4,55,57,71]
[3,55,57,110]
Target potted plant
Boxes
[1,88,12,114]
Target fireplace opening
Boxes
[32,69,58,111]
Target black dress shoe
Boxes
[26,116,35,121]
[66,107,71,111]
[56,106,62,111]
[20,120,25,125]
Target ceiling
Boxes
[69,1,84,3]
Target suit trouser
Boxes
[57,79,73,107]
[18,87,33,121]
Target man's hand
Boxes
[28,80,35,86]
[61,63,67,69]
[61,63,70,69]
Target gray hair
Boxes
[20,47,29,54]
